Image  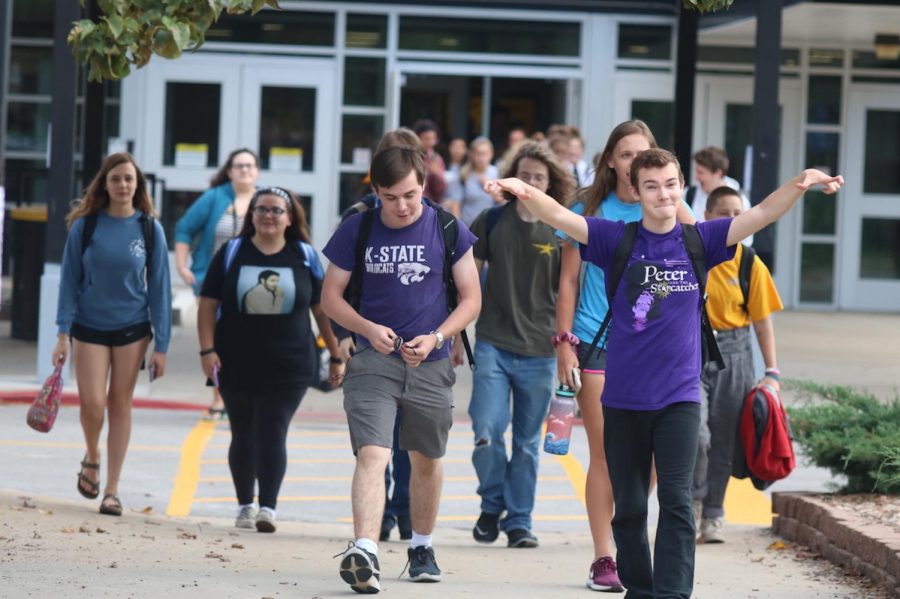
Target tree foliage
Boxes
[683,0,734,13]
[68,0,280,82]
[786,381,900,494]
[70,0,733,82]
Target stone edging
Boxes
[772,492,900,598]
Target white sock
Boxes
[355,537,378,555]
[238,502,257,514]
[259,506,276,518]
[410,532,432,549]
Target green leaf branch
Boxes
[682,0,734,14]
[69,0,280,82]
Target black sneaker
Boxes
[405,545,442,582]
[506,529,539,548]
[337,542,381,594]
[396,514,412,540]
[379,514,396,542]
[472,511,500,544]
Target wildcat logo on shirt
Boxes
[626,261,699,331]
[364,244,431,285]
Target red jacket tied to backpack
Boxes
[737,384,796,487]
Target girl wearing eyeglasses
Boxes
[174,148,261,420]
[197,187,342,533]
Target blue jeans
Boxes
[468,340,556,532]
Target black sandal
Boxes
[77,457,100,499]
[99,493,123,516]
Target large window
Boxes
[207,11,335,46]
[399,17,579,57]
[163,82,221,167]
[864,110,900,194]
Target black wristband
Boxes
[199,348,216,356]
[329,356,344,365]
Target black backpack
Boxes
[343,199,475,369]
[81,211,155,276]
[736,243,756,314]
[585,222,726,370]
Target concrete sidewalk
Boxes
[0,490,885,599]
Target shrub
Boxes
[785,381,900,494]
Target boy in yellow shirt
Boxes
[693,186,784,544]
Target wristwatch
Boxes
[431,329,445,350]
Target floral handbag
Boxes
[27,364,64,433]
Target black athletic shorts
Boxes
[70,321,152,347]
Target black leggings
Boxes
[219,385,306,509]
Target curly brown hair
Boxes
[502,141,575,206]
[66,152,154,228]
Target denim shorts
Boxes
[576,342,607,374]
[342,346,455,459]
[70,321,152,347]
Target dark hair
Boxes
[257,269,280,284]
[503,141,575,207]
[412,119,440,138]
[209,148,260,188]
[629,148,684,190]
[238,187,311,243]
[67,152,154,228]
[370,146,425,189]
[575,120,657,215]
[705,185,742,213]
[693,146,730,175]
[374,127,423,155]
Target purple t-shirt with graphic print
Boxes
[323,204,476,361]
[580,217,735,410]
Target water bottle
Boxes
[543,385,577,455]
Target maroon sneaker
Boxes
[587,556,624,592]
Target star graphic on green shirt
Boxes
[532,242,557,256]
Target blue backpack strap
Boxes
[297,241,324,281]
[223,237,242,274]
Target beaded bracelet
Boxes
[551,331,580,348]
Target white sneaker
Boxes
[256,507,277,533]
[699,516,725,544]
[235,505,257,529]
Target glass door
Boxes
[697,77,801,300]
[240,59,337,246]
[840,86,900,311]
[138,54,336,247]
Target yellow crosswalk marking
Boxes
[0,440,179,452]
[723,477,773,525]
[166,420,218,516]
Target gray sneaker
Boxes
[405,545,441,582]
[699,516,725,544]
[255,507,276,533]
[235,505,257,529]
[337,542,381,594]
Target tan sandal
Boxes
[77,457,100,499]
[99,493,122,516]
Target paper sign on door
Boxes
[270,147,303,171]
[175,143,208,168]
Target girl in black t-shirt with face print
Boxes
[197,187,342,532]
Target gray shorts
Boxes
[577,342,607,374]
[342,346,456,459]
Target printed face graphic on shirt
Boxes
[237,266,295,314]
[625,259,699,331]
[364,244,431,285]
